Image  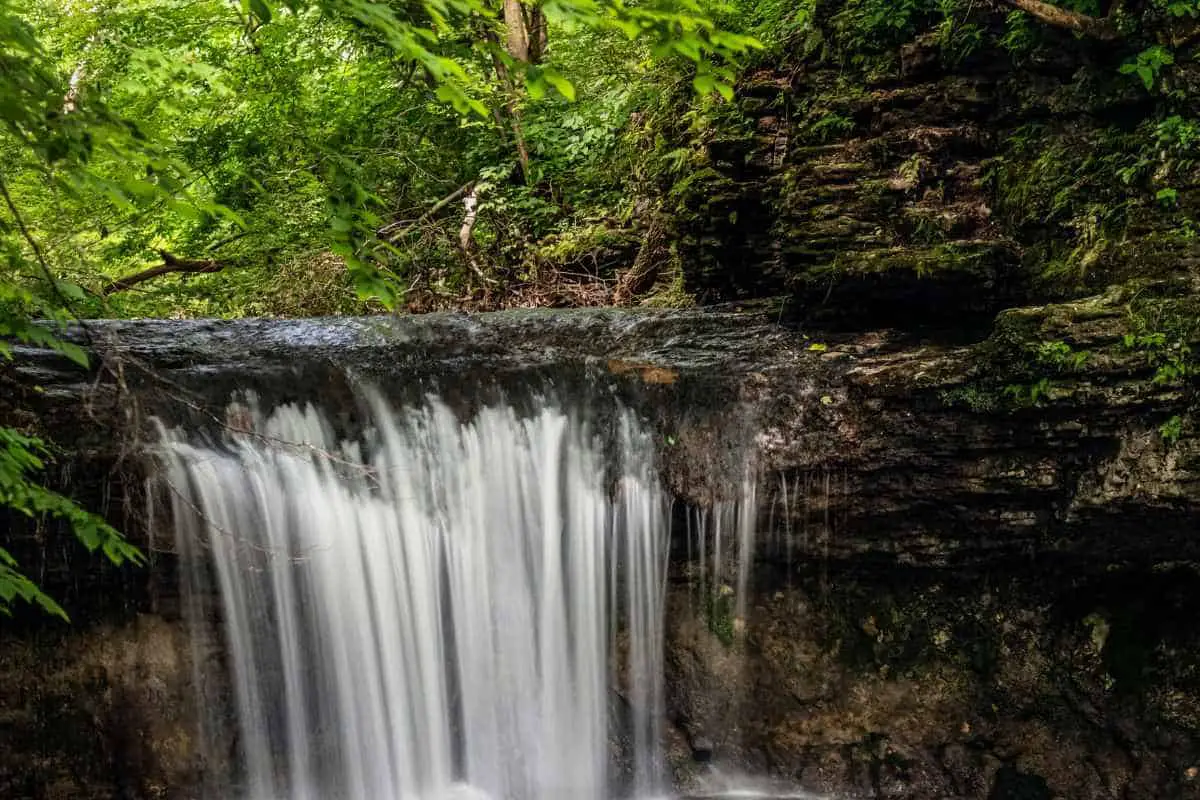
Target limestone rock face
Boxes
[2,306,1199,799]
[0,614,231,800]
[669,24,1200,331]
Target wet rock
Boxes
[689,736,714,762]
[988,766,1051,800]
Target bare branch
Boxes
[102,251,226,295]
[0,172,90,336]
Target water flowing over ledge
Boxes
[161,391,675,800]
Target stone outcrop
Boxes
[2,304,1199,798]
[670,16,1200,330]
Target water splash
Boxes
[162,392,670,800]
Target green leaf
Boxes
[55,281,87,301]
[526,74,548,101]
[55,341,90,369]
[249,0,272,22]
[543,69,576,102]
[1137,66,1153,91]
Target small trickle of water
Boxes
[162,392,670,800]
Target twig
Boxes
[0,171,92,341]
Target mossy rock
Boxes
[784,241,1025,328]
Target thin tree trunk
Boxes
[488,49,532,183]
[504,0,531,62]
[525,7,546,64]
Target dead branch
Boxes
[459,186,480,253]
[102,250,226,295]
[64,62,86,114]
[1001,0,1121,39]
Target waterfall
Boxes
[161,392,671,800]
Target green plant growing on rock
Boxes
[1120,45,1174,92]
[933,0,983,64]
[1003,376,1054,407]
[1159,414,1184,445]
[703,585,737,646]
[1121,331,1196,386]
[805,112,855,143]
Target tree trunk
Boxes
[504,0,530,62]
[487,47,532,183]
[525,7,546,64]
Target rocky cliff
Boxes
[668,4,1200,332]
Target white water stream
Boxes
[163,393,671,800]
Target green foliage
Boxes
[999,10,1038,57]
[1159,414,1183,445]
[932,0,982,64]
[1003,376,1054,408]
[938,384,1002,413]
[0,413,144,621]
[1035,339,1089,371]
[832,0,934,55]
[1119,46,1174,92]
[1,0,758,317]
[703,585,736,646]
[1121,330,1196,386]
[805,112,855,143]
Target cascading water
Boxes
[161,391,671,800]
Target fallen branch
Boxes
[103,250,226,295]
[1001,0,1121,39]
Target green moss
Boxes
[534,222,637,266]
[703,588,737,646]
[804,242,1002,280]
[640,260,697,308]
